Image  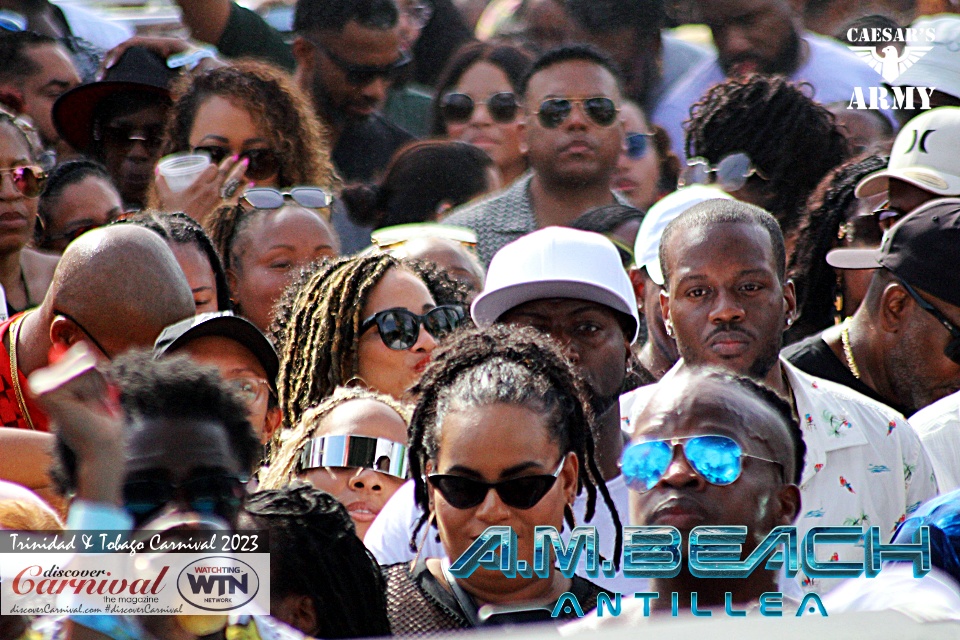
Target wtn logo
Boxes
[186,572,248,596]
[177,557,260,612]
[845,27,937,111]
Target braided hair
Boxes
[119,210,232,312]
[786,154,888,340]
[243,483,391,638]
[260,386,411,488]
[685,74,849,236]
[407,324,623,567]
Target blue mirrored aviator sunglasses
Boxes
[620,435,783,492]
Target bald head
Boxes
[46,226,195,354]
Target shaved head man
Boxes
[3,224,195,431]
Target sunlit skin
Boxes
[228,205,339,333]
[17,43,81,153]
[169,242,218,315]
[300,399,408,539]
[40,176,123,253]
[356,267,438,400]
[426,403,579,605]
[176,336,281,445]
[189,95,280,187]
[661,221,796,395]
[629,370,800,610]
[612,102,660,211]
[444,62,527,186]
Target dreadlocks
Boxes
[786,154,888,340]
[685,74,849,236]
[244,483,391,638]
[407,324,623,568]
[261,386,411,488]
[275,253,401,428]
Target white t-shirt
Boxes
[909,391,960,492]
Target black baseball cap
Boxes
[154,312,280,393]
[826,198,960,307]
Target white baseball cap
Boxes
[471,227,640,342]
[633,185,732,285]
[890,16,960,102]
[855,107,960,198]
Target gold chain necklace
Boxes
[9,312,36,430]
[840,319,862,380]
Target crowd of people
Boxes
[0,0,959,638]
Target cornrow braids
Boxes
[261,386,411,489]
[786,154,888,340]
[407,325,623,568]
[118,210,232,312]
[685,74,849,236]
[275,253,403,428]
[204,203,257,271]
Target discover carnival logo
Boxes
[845,26,937,111]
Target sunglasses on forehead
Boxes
[620,435,784,493]
[298,434,409,479]
[533,97,619,129]
[428,458,565,510]
[360,305,464,350]
[242,186,332,210]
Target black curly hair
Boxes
[407,324,623,568]
[685,74,849,236]
[244,483,391,638]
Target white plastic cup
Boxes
[157,153,211,192]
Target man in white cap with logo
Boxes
[364,227,639,592]
[855,106,960,225]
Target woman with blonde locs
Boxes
[384,324,622,634]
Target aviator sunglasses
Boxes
[428,458,565,510]
[620,435,783,492]
[533,97,619,129]
[440,92,520,124]
[0,165,46,198]
[625,132,653,159]
[360,305,465,350]
[679,152,767,192]
[192,146,280,181]
[123,473,247,527]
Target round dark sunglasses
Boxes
[242,187,332,210]
[428,458,565,510]
[620,435,783,493]
[360,305,464,350]
[440,92,519,124]
[122,474,246,527]
[192,146,280,181]
[0,165,46,198]
[534,97,619,129]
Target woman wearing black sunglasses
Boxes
[432,42,533,187]
[385,324,621,634]
[0,110,59,317]
[152,61,338,223]
[272,253,469,429]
